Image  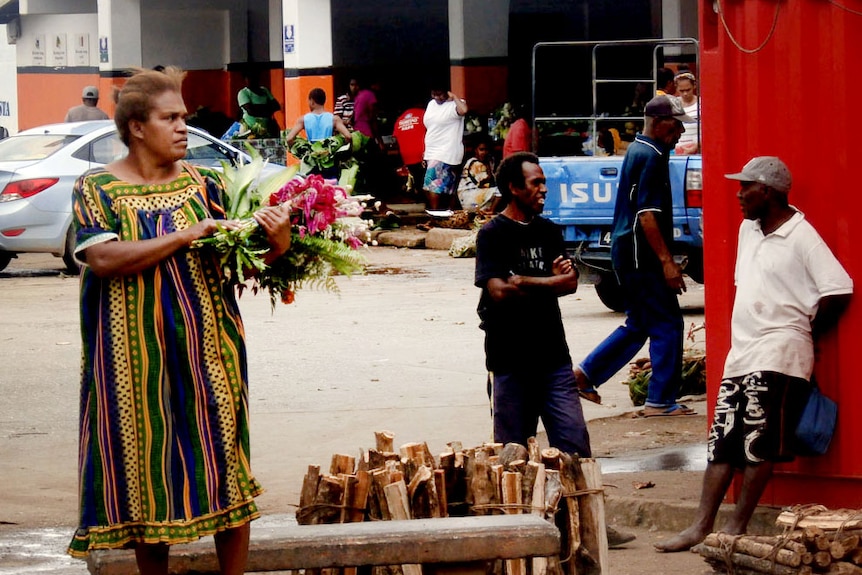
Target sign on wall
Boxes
[283,24,295,54]
[50,33,67,67]
[73,33,89,66]
[99,36,108,63]
[32,35,45,66]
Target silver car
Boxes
[0,120,284,272]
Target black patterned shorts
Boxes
[707,371,812,467]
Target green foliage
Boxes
[625,352,706,407]
[255,232,366,309]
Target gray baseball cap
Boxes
[82,86,99,99]
[724,156,792,193]
[644,95,694,123]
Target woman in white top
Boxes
[674,72,700,155]
[422,84,468,210]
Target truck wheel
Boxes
[0,251,11,272]
[62,226,81,275]
[595,273,626,312]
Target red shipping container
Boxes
[700,0,862,507]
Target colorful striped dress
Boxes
[68,166,262,557]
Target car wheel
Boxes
[683,252,704,284]
[0,251,12,272]
[62,226,81,274]
[595,272,626,312]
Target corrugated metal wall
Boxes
[701,0,862,507]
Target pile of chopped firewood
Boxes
[693,506,862,575]
[297,431,608,575]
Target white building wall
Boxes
[282,0,332,69]
[15,13,99,68]
[0,24,18,135]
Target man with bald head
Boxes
[655,156,853,552]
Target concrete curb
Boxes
[372,229,426,248]
[370,227,475,251]
[426,228,473,251]
[605,495,782,536]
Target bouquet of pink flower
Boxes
[259,173,369,304]
[194,149,369,307]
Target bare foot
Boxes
[653,526,709,553]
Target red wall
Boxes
[701,0,862,507]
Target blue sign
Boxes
[99,36,109,63]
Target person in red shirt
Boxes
[502,105,531,158]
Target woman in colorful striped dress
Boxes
[68,67,292,575]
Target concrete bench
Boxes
[87,514,560,575]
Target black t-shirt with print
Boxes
[474,214,571,373]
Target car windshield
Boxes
[0,134,80,161]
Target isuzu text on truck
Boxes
[532,39,703,311]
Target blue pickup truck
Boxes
[532,38,702,311]
[540,154,703,311]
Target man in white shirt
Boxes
[655,156,853,553]
[422,85,468,210]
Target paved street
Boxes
[0,247,705,573]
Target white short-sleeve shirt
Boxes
[723,210,853,380]
[423,99,465,166]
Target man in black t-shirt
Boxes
[474,152,589,456]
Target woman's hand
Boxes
[254,204,292,259]
[183,218,240,245]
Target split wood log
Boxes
[521,461,539,509]
[331,454,355,475]
[815,550,834,568]
[579,459,608,575]
[299,465,321,514]
[827,562,862,575]
[694,543,808,575]
[375,430,395,452]
[312,475,347,525]
[832,535,861,560]
[384,480,411,520]
[370,469,392,521]
[439,451,467,517]
[817,535,835,551]
[407,465,440,519]
[849,547,862,565]
[340,474,358,524]
[471,461,496,516]
[463,449,476,509]
[532,463,548,575]
[777,509,862,531]
[503,471,526,575]
[368,449,400,471]
[542,449,580,575]
[701,560,813,575]
[745,535,808,556]
[492,464,504,506]
[382,480,422,575]
[433,469,448,518]
[346,470,371,524]
[704,533,802,567]
[528,437,542,463]
[544,470,563,521]
[499,443,529,469]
